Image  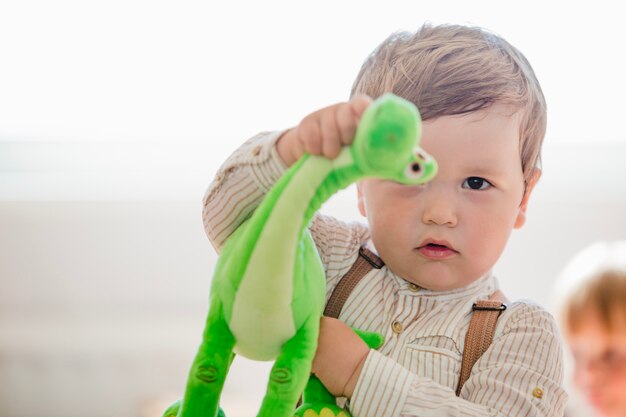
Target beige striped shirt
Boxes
[202,131,568,417]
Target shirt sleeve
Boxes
[202,132,369,285]
[350,302,568,417]
[202,131,288,251]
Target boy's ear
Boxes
[357,182,367,217]
[514,169,541,229]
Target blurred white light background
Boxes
[0,1,624,416]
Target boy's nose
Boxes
[420,187,458,227]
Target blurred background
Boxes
[1,1,624,416]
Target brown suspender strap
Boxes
[324,247,384,318]
[455,290,508,396]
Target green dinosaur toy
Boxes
[163,93,437,417]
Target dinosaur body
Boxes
[164,94,437,417]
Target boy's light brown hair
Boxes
[350,23,546,184]
[563,270,626,333]
[557,241,626,334]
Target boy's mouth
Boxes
[416,239,458,259]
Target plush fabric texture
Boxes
[164,94,437,417]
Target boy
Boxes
[557,241,626,417]
[203,23,567,416]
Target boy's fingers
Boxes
[350,94,373,120]
[322,133,342,159]
[320,109,341,158]
[291,130,306,161]
[336,102,357,146]
[299,117,322,155]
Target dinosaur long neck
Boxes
[254,147,362,246]
[226,148,363,359]
[233,148,362,311]
[303,152,360,225]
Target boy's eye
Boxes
[463,177,492,190]
[601,350,626,367]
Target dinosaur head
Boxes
[352,93,437,185]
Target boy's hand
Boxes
[276,95,372,167]
[311,317,370,399]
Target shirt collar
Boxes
[391,271,499,300]
[365,240,499,300]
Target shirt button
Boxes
[532,387,543,399]
[408,283,420,292]
[391,321,404,334]
[252,145,261,156]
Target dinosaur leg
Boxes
[257,314,319,417]
[175,297,235,417]
[295,375,348,417]
[162,399,228,417]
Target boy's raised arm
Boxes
[202,131,288,251]
[202,96,371,253]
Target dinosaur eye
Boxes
[404,162,424,179]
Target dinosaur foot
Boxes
[161,399,182,417]
[160,399,226,417]
[294,402,351,417]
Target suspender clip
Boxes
[472,303,507,311]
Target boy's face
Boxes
[566,311,626,417]
[357,104,538,291]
